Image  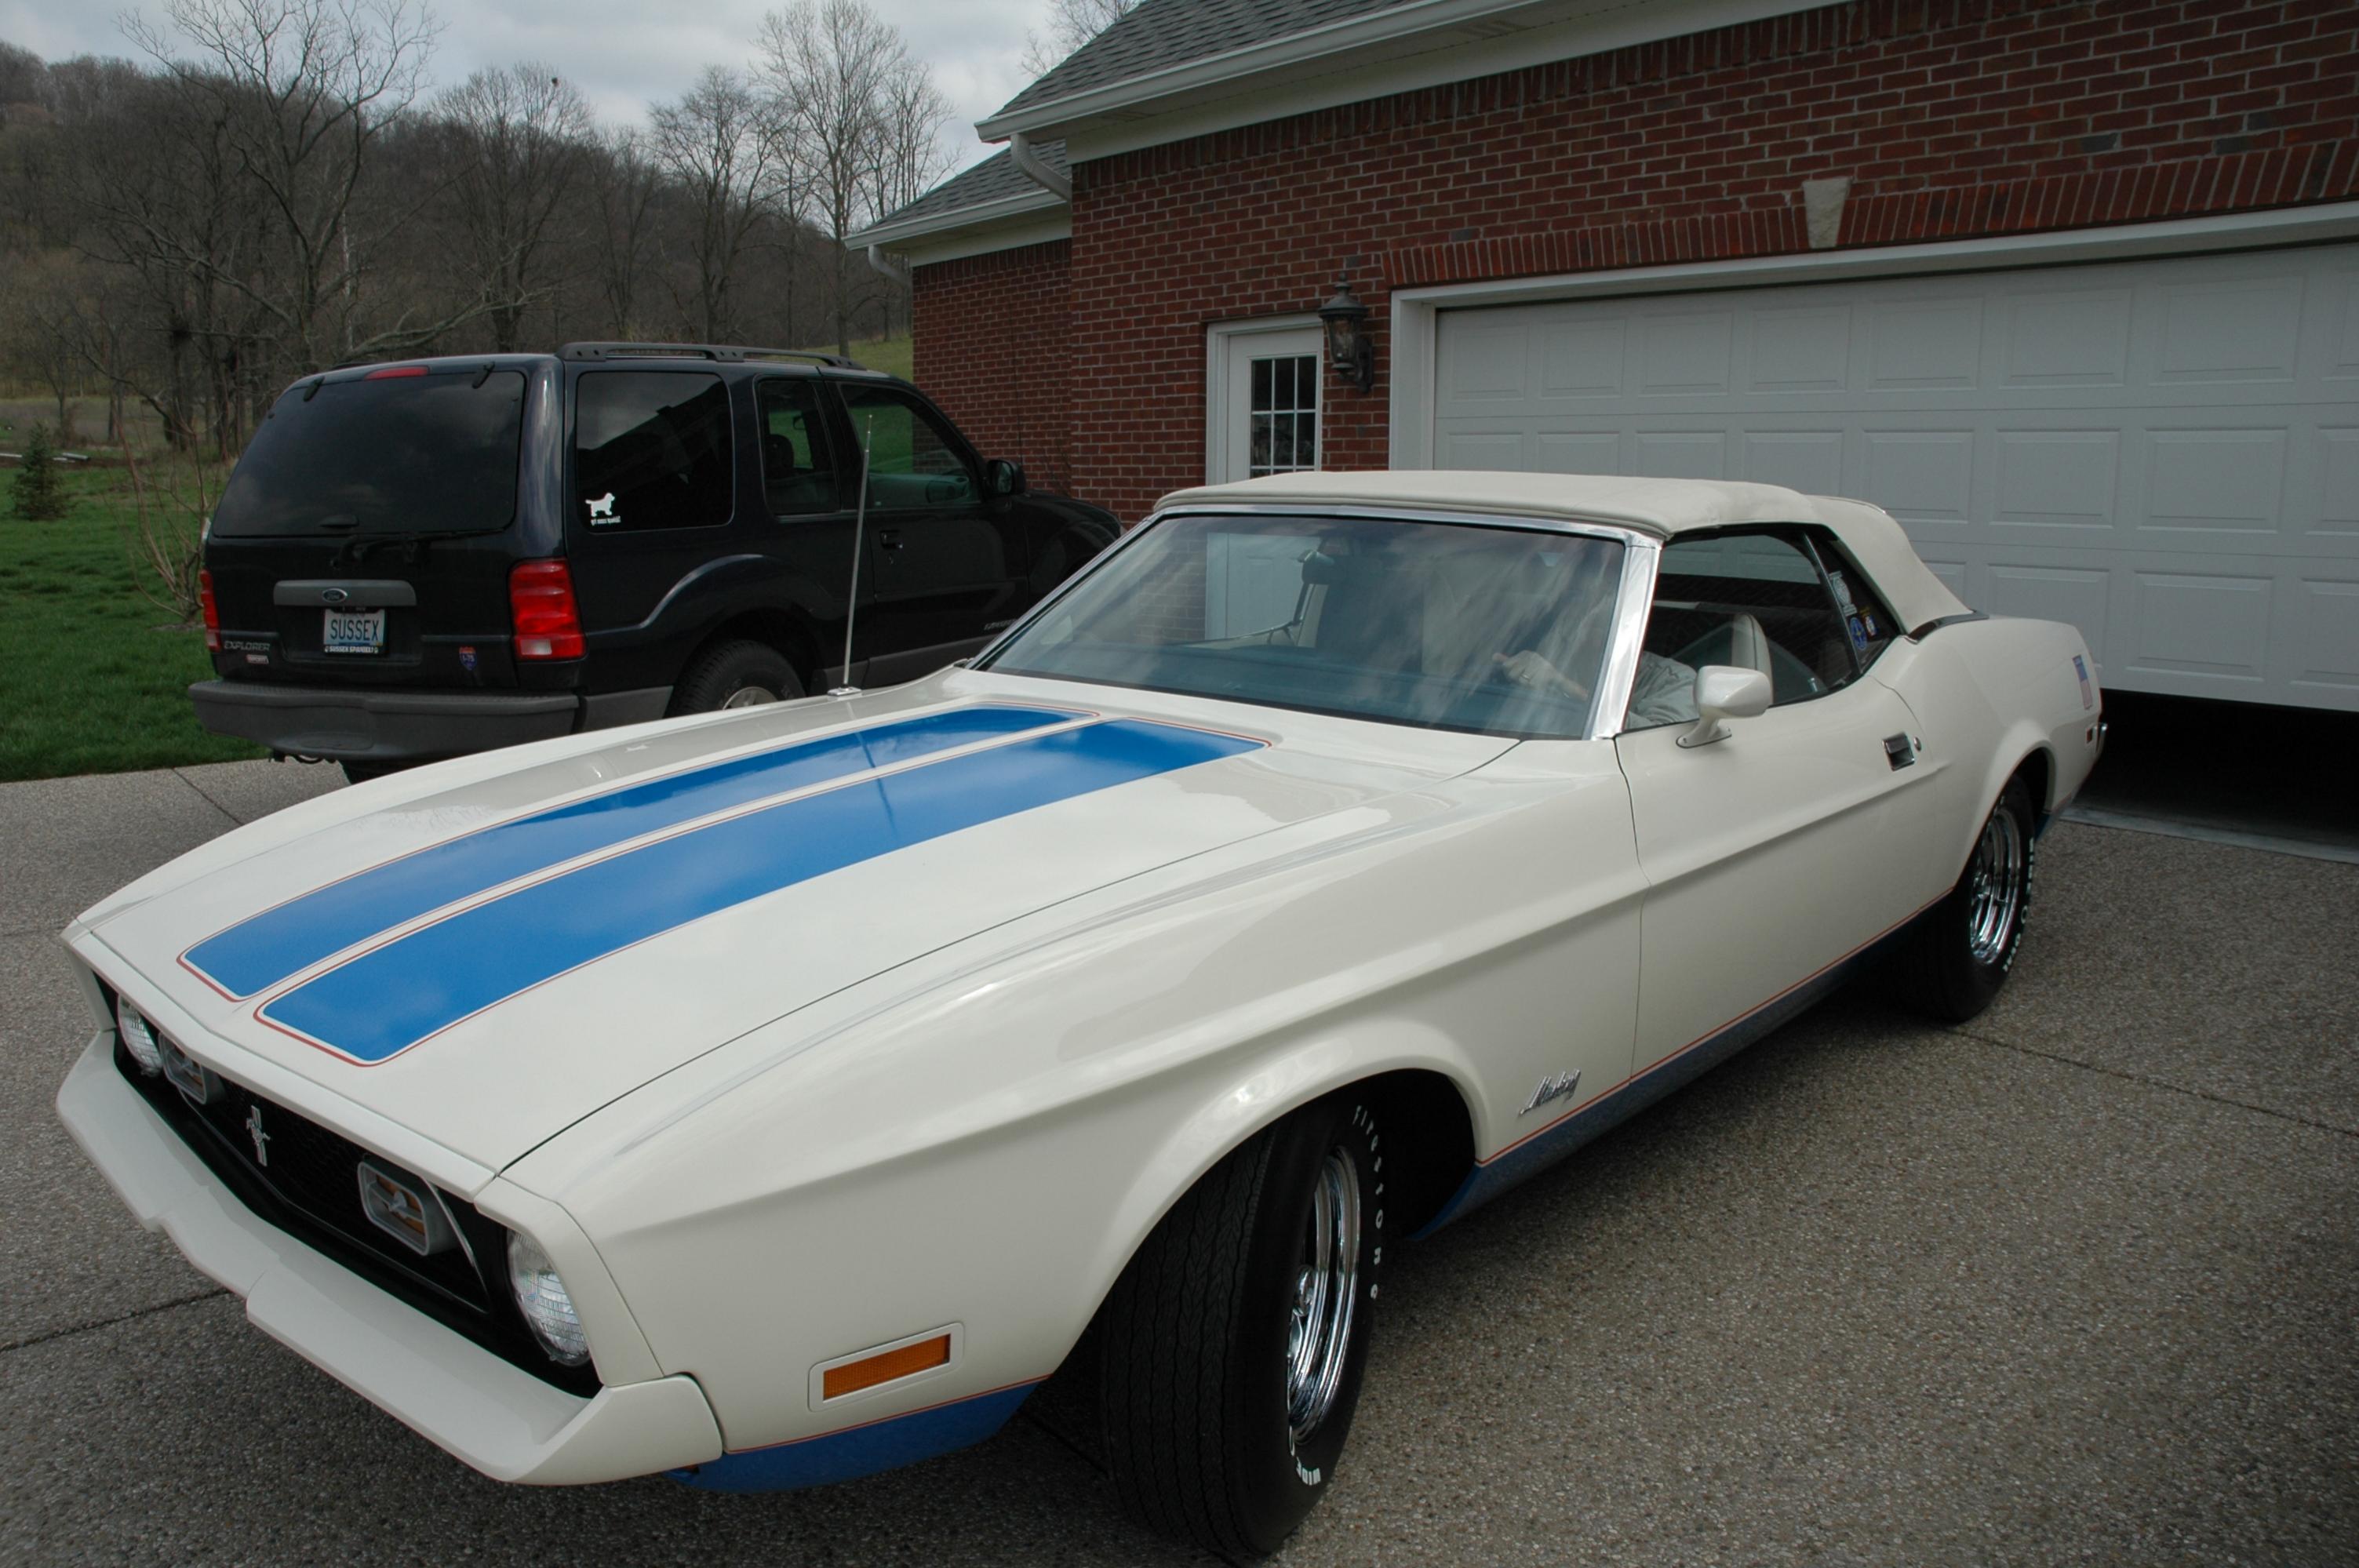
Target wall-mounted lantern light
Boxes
[1319,278,1374,393]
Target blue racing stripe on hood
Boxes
[187,705,1079,999]
[260,719,1260,1064]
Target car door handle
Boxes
[876,529,903,551]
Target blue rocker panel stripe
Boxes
[186,705,1079,999]
[1414,904,1928,1236]
[669,1381,1039,1493]
[261,719,1261,1064]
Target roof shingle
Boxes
[993,0,1422,122]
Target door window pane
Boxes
[573,371,733,532]
[1248,353,1317,477]
[837,384,977,508]
[756,379,839,515]
[1631,530,1851,729]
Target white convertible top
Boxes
[1156,470,1971,633]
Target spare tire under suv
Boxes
[191,343,1119,781]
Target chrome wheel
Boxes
[719,685,778,709]
[1285,1147,1362,1446]
[1965,806,2026,964]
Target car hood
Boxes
[71,671,1513,1171]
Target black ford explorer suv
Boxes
[192,343,1118,780]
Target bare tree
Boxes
[120,0,477,382]
[588,127,661,337]
[435,64,592,351]
[649,67,777,343]
[1020,0,1139,79]
[759,0,945,356]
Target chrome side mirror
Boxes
[1678,665,1772,748]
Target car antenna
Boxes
[828,413,876,697]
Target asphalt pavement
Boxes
[2,759,2354,1566]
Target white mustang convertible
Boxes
[58,472,2102,1555]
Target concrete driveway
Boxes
[2,760,2353,1565]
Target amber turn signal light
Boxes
[821,1333,951,1401]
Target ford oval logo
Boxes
[321,588,350,604]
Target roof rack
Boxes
[557,342,866,370]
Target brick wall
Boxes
[1057,0,2357,521]
[909,238,1073,494]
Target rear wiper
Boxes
[329,528,484,567]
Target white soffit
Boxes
[1002,0,1833,162]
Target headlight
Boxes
[115,998,163,1075]
[506,1230,590,1367]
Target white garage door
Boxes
[1432,243,2359,710]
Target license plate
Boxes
[322,606,385,654]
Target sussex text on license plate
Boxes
[322,606,386,654]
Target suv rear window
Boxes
[573,371,734,532]
[212,369,526,537]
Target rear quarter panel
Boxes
[1871,617,2103,882]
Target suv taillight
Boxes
[198,569,221,651]
[509,560,584,660]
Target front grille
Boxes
[103,991,599,1397]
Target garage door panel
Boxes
[2325,267,2359,379]
[1745,307,1851,391]
[1999,289,2135,388]
[2292,580,2359,697]
[2310,429,2359,537]
[1866,297,1984,390]
[1538,320,1625,397]
[1737,430,1844,494]
[1633,430,1727,478]
[1534,431,1622,473]
[2126,572,2275,688]
[2140,428,2288,536]
[1993,429,2121,532]
[1862,428,1975,525]
[2151,275,2305,384]
[1428,241,2357,708]
[1439,430,1525,468]
[1636,313,1735,395]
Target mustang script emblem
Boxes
[245,1103,272,1166]
[584,491,617,522]
[1520,1068,1582,1117]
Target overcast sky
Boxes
[0,0,1048,172]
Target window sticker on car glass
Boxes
[1847,614,1869,654]
[1827,569,1856,614]
[586,491,618,526]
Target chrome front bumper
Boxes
[55,1035,722,1484]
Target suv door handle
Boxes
[876,529,904,551]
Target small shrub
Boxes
[11,424,68,520]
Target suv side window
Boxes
[1627,529,1851,731]
[835,382,977,508]
[755,379,839,515]
[573,371,733,532]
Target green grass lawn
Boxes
[0,467,266,781]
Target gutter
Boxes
[976,0,1556,138]
[847,186,1067,250]
[1009,133,1071,201]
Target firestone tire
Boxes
[1097,1093,1387,1559]
[1895,773,2037,1023]
[668,640,802,715]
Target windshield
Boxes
[981,512,1626,739]
[212,369,528,537]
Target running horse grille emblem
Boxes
[245,1103,272,1166]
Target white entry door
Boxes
[1210,325,1323,482]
